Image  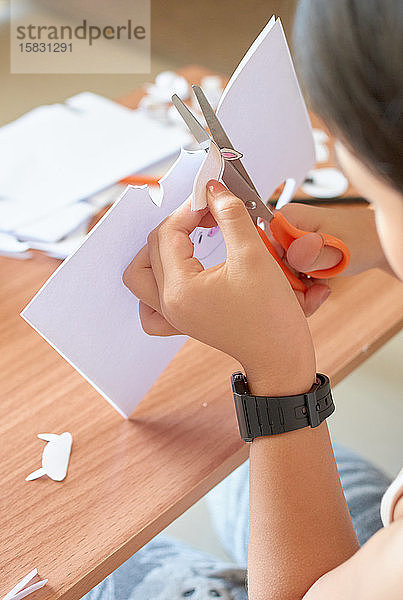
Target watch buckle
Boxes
[304,391,321,428]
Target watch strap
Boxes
[232,372,334,442]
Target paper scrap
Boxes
[16,202,95,244]
[313,129,330,163]
[191,141,224,211]
[0,233,31,259]
[2,569,47,600]
[302,168,348,198]
[29,230,87,260]
[189,225,225,266]
[26,432,72,482]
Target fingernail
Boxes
[207,179,227,195]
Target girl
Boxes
[85,0,403,598]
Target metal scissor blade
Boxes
[192,85,259,194]
[223,161,275,224]
[172,90,275,225]
[172,94,211,150]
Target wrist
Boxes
[243,348,316,397]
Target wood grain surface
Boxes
[1,67,402,600]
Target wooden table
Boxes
[1,67,403,600]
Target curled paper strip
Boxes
[2,568,47,600]
[191,142,224,211]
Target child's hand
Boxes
[123,181,315,392]
[277,203,387,278]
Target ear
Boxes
[208,567,247,586]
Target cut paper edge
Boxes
[126,147,206,208]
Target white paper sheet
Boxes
[22,17,314,417]
[15,201,95,243]
[217,17,314,209]
[0,92,190,233]
[22,150,216,417]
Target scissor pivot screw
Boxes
[245,200,257,211]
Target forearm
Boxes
[247,365,359,600]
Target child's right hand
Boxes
[279,203,385,276]
[272,203,388,314]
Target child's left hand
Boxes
[123,180,315,392]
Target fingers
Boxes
[123,250,180,336]
[206,180,261,259]
[198,212,217,228]
[286,233,343,273]
[280,203,323,231]
[138,302,180,336]
[148,197,209,286]
[280,203,343,274]
[123,197,220,337]
[123,245,162,313]
[295,283,331,317]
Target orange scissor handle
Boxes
[256,226,307,293]
[269,213,350,279]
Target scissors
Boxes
[172,85,350,293]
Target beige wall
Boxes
[1,0,297,125]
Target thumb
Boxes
[206,180,259,256]
[287,232,343,273]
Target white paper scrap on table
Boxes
[26,432,73,482]
[2,569,47,600]
[0,92,190,233]
[29,230,87,260]
[302,168,348,198]
[22,17,314,417]
[0,233,31,259]
[16,201,96,243]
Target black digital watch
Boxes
[231,372,334,442]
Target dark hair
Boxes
[293,0,403,192]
